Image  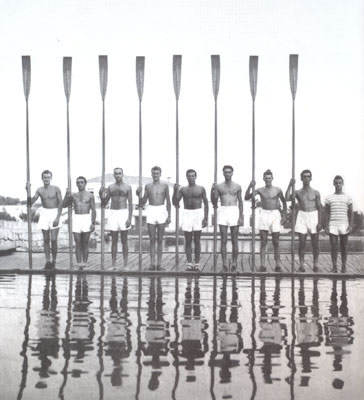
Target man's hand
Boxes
[347,225,352,234]
[166,216,171,225]
[249,180,256,188]
[211,182,218,190]
[174,184,180,191]
[126,218,131,228]
[99,187,107,198]
[53,217,60,228]
[316,223,322,233]
[90,223,95,232]
[289,178,295,186]
[66,188,71,196]
[136,187,142,198]
[325,226,330,235]
[238,216,244,226]
[202,218,208,228]
[25,183,31,192]
[281,214,287,226]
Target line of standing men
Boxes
[28,166,353,273]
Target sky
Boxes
[0,0,363,210]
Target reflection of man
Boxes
[63,176,96,269]
[99,168,133,269]
[104,277,131,386]
[245,169,287,272]
[33,275,59,389]
[142,277,170,391]
[286,170,322,272]
[136,166,171,271]
[211,165,244,272]
[28,170,63,269]
[173,169,209,271]
[325,175,353,273]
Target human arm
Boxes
[279,190,287,225]
[62,188,73,208]
[172,184,182,207]
[348,203,354,234]
[237,186,244,226]
[165,185,171,224]
[54,187,63,227]
[285,179,295,201]
[126,186,133,228]
[315,191,322,231]
[210,183,219,208]
[90,194,96,231]
[136,185,148,207]
[25,186,40,207]
[202,187,209,228]
[99,186,110,207]
[325,203,330,234]
[244,180,255,201]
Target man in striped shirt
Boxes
[325,175,353,273]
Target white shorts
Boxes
[146,205,168,225]
[38,208,60,231]
[259,209,281,233]
[182,208,204,232]
[217,206,239,227]
[295,210,318,234]
[106,209,131,231]
[72,213,92,233]
[329,224,349,236]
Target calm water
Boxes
[0,275,363,400]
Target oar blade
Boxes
[136,56,145,101]
[63,57,72,102]
[173,55,182,100]
[22,56,31,101]
[289,54,299,100]
[99,55,108,101]
[211,55,220,100]
[249,56,259,101]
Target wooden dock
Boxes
[0,251,363,278]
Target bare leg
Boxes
[42,230,51,263]
[82,232,91,264]
[147,223,157,267]
[50,228,59,263]
[156,223,166,268]
[73,233,82,265]
[259,230,268,270]
[339,234,349,272]
[272,232,281,271]
[329,233,338,271]
[120,230,129,267]
[298,233,307,271]
[193,231,202,264]
[311,233,319,271]
[219,225,228,270]
[230,226,239,267]
[184,231,193,263]
[111,231,119,267]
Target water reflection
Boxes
[3,275,360,399]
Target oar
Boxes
[173,55,182,270]
[289,54,298,273]
[249,56,258,272]
[136,56,145,270]
[99,55,108,271]
[211,55,220,272]
[22,56,32,269]
[63,57,73,269]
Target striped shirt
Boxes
[325,193,352,225]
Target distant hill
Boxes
[0,195,21,205]
[88,174,172,187]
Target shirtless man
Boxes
[136,166,171,271]
[211,165,244,272]
[99,167,133,269]
[285,169,322,272]
[245,169,287,272]
[325,175,353,273]
[173,169,209,272]
[27,170,62,269]
[63,176,96,269]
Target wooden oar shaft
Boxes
[66,102,73,269]
[175,100,180,268]
[291,101,296,272]
[101,100,106,270]
[251,100,256,271]
[25,100,32,269]
[138,100,143,268]
[213,99,218,271]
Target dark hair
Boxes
[300,169,312,178]
[333,175,344,184]
[186,169,197,176]
[263,169,273,178]
[151,166,162,173]
[41,170,52,178]
[114,167,123,173]
[76,176,87,184]
[223,165,234,172]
